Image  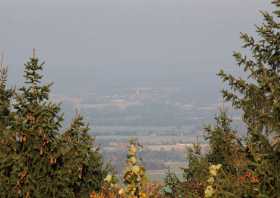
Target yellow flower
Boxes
[129,156,137,165]
[132,165,140,174]
[205,185,215,198]
[207,176,215,184]
[140,192,147,198]
[128,144,137,155]
[104,174,112,183]
[209,164,222,176]
[118,188,125,195]
[216,164,222,170]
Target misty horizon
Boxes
[1,0,271,99]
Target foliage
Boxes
[162,169,181,197]
[119,139,147,198]
[161,141,207,198]
[0,52,108,197]
[204,164,222,198]
[163,1,280,197]
[59,114,108,197]
[90,140,166,198]
[204,111,246,174]
[89,183,164,198]
[183,140,209,182]
[217,0,280,196]
[0,63,13,128]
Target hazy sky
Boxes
[0,0,272,97]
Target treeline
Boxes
[1,0,280,197]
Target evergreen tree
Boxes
[0,61,16,195]
[218,0,280,195]
[0,63,13,127]
[9,51,65,197]
[0,51,107,197]
[166,1,280,196]
[204,110,244,172]
[162,140,207,198]
[183,139,208,182]
[60,114,108,197]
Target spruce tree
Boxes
[10,51,65,197]
[60,114,107,197]
[218,0,280,195]
[0,51,107,197]
[0,62,16,195]
[0,63,13,127]
[204,111,243,172]
[183,139,208,182]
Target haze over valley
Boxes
[1,0,271,179]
